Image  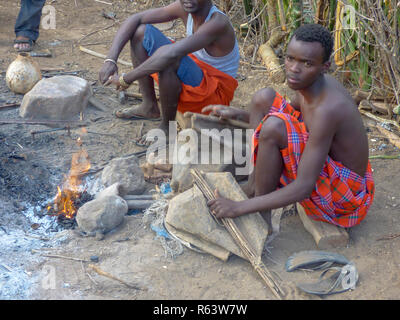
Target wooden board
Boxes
[296,203,349,249]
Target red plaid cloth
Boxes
[252,92,375,227]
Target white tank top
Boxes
[186,5,240,79]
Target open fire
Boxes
[47,135,91,221]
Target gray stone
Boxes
[101,155,145,196]
[165,172,269,261]
[75,195,128,237]
[170,129,237,193]
[95,182,122,199]
[19,75,92,121]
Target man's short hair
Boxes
[291,24,333,62]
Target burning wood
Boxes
[47,135,92,221]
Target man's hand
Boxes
[103,73,129,91]
[201,105,249,123]
[99,61,118,85]
[202,105,234,119]
[207,189,241,219]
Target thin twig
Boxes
[31,249,90,262]
[78,22,117,43]
[376,233,400,241]
[88,264,144,290]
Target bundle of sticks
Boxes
[190,169,286,300]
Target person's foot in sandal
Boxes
[14,36,34,52]
[115,102,161,120]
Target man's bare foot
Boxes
[14,36,33,52]
[135,123,169,147]
[115,102,160,120]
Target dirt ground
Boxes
[1,0,400,301]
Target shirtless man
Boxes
[205,24,375,230]
[99,0,239,145]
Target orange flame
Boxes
[49,140,91,219]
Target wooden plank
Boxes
[296,203,349,249]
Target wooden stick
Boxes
[123,194,157,200]
[0,103,20,110]
[376,233,400,241]
[94,0,112,5]
[32,249,90,262]
[125,199,156,209]
[1,264,13,272]
[369,154,400,159]
[79,46,132,67]
[359,109,400,130]
[0,119,87,125]
[40,67,65,72]
[79,23,117,43]
[88,264,143,290]
[190,169,286,300]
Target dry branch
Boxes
[190,169,286,300]
[79,46,133,67]
[88,264,143,290]
[359,109,400,130]
[31,249,90,262]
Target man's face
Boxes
[284,37,330,90]
[180,0,207,13]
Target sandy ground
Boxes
[0,0,400,302]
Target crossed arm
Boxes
[99,0,228,86]
[208,108,338,218]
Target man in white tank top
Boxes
[99,0,239,146]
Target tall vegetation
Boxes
[232,0,399,115]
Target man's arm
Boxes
[122,11,231,84]
[209,107,338,218]
[99,1,184,84]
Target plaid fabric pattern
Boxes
[252,92,375,227]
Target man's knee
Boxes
[259,116,287,148]
[250,87,276,114]
[131,24,146,43]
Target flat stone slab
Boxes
[19,75,92,121]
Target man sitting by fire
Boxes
[99,0,240,146]
[203,24,375,235]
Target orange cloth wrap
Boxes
[150,54,238,114]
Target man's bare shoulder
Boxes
[321,75,357,115]
[202,10,232,33]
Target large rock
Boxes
[76,195,128,238]
[165,172,269,261]
[19,75,92,121]
[170,128,249,193]
[101,155,146,196]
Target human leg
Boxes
[157,62,182,133]
[117,24,203,120]
[14,0,46,51]
[240,88,279,196]
[253,116,288,229]
[116,24,161,119]
[248,87,277,130]
[134,62,182,146]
